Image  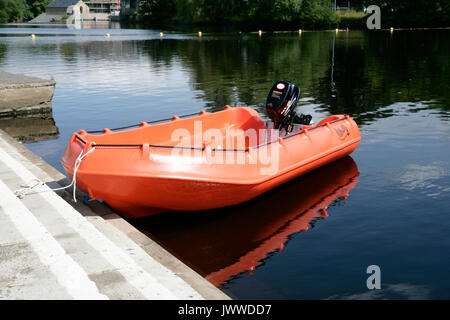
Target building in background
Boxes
[84,0,120,18]
[30,0,90,23]
[30,0,124,22]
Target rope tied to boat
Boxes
[14,146,96,203]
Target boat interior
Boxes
[80,107,337,150]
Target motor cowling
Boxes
[266,80,300,129]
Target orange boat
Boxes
[61,81,361,218]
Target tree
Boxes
[26,0,52,20]
[299,0,333,27]
[247,0,303,24]
[0,0,26,22]
[137,0,176,23]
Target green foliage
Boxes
[0,0,52,22]
[192,0,248,23]
[333,9,367,21]
[298,0,333,27]
[26,0,52,20]
[333,9,367,29]
[134,0,450,28]
[137,0,334,27]
[136,0,176,24]
[247,0,303,24]
[0,0,26,22]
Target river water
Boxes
[0,24,449,299]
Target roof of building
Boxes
[46,0,80,8]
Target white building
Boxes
[30,0,120,23]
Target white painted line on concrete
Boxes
[0,141,203,300]
[0,179,108,300]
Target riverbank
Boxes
[132,11,367,31]
[0,129,229,299]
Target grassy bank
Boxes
[333,10,368,29]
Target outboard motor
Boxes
[266,80,312,132]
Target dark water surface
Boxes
[1,25,449,299]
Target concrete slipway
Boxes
[0,129,229,300]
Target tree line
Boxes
[0,0,50,23]
[135,0,450,29]
[1,0,448,28]
[136,0,335,28]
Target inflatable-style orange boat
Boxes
[61,106,361,218]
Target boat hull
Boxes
[61,107,361,218]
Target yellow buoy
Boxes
[31,34,35,39]
[390,27,394,32]
[198,31,202,37]
[106,33,110,37]
[258,30,262,36]
[298,29,302,35]
[335,28,339,33]
[160,32,164,37]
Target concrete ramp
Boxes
[0,130,228,300]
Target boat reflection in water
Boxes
[132,156,359,286]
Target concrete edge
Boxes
[0,104,54,120]
[0,129,230,300]
[0,80,56,90]
[0,129,65,182]
[102,213,231,300]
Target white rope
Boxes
[14,146,96,203]
[13,179,45,198]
